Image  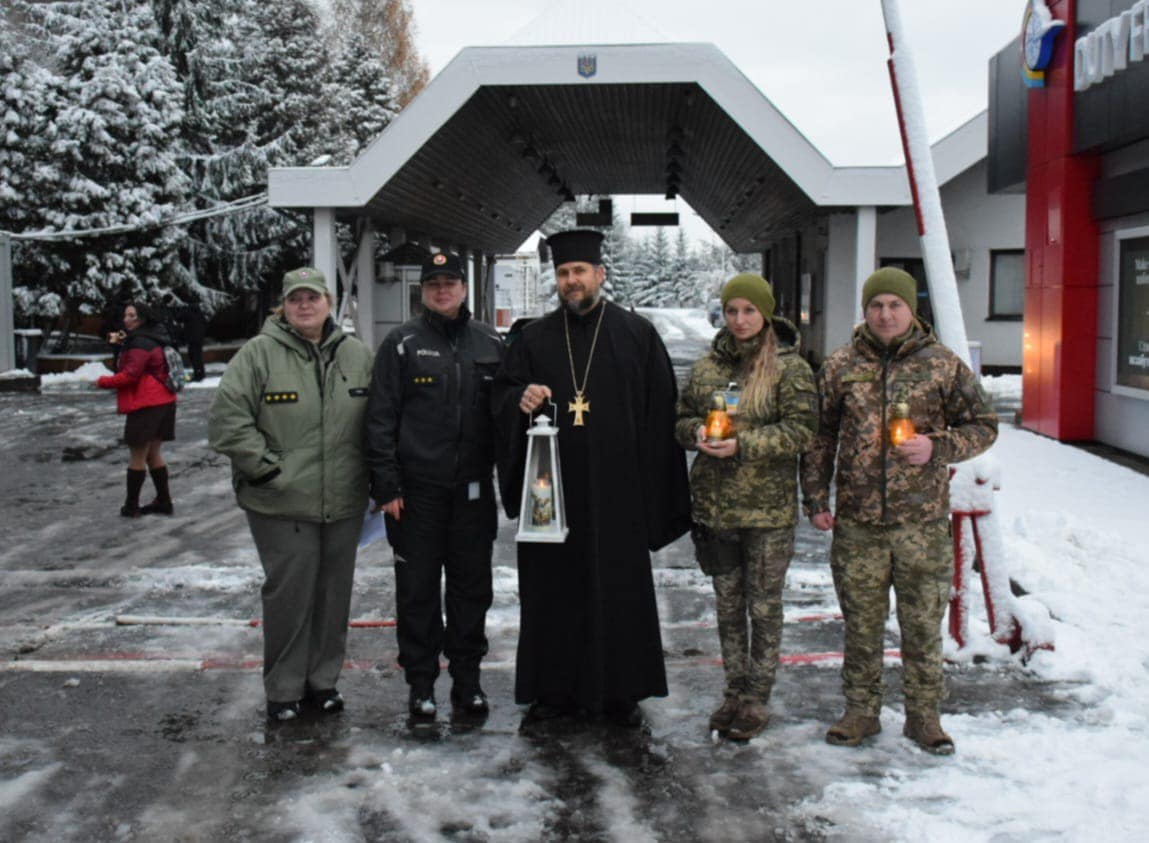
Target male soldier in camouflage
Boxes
[677,273,818,740]
[801,267,997,755]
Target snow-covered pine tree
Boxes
[0,18,65,323]
[325,0,429,110]
[600,203,635,305]
[15,0,189,317]
[630,227,672,306]
[160,0,330,301]
[325,28,398,164]
[669,227,699,306]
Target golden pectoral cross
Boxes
[568,391,590,426]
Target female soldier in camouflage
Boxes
[676,273,818,740]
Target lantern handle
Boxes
[529,398,558,425]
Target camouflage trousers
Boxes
[712,526,795,701]
[830,518,952,717]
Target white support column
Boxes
[356,223,377,349]
[463,248,476,310]
[854,206,877,322]
[0,233,14,372]
[312,208,338,298]
[472,252,485,323]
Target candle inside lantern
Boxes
[888,401,915,446]
[530,473,554,527]
[705,394,732,443]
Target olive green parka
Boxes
[675,318,818,530]
[209,315,374,522]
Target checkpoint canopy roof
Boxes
[268,43,979,254]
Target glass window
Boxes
[1116,235,1149,392]
[406,280,423,320]
[990,250,1024,320]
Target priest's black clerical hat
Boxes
[546,229,604,267]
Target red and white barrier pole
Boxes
[880,0,1052,657]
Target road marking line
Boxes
[3,651,903,673]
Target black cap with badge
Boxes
[420,252,465,282]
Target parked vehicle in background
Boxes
[708,298,723,327]
[635,307,718,383]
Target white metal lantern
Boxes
[515,413,569,543]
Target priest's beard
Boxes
[563,290,602,314]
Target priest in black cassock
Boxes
[492,229,692,725]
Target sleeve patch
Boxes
[264,391,299,403]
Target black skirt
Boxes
[123,402,176,447]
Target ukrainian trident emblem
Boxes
[577,53,597,79]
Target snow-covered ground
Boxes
[791,421,1149,839]
[2,374,1148,839]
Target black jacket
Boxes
[364,306,505,503]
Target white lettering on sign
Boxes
[1128,354,1149,369]
[1136,256,1149,285]
[1075,1,1149,91]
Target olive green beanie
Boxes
[720,273,776,319]
[861,267,917,313]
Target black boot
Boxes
[121,468,147,517]
[140,465,173,515]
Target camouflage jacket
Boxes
[675,318,818,529]
[800,321,998,526]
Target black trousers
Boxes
[186,338,205,379]
[388,477,496,691]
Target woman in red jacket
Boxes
[97,302,178,517]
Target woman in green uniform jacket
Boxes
[676,273,818,740]
[209,268,374,722]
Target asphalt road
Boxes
[0,386,1076,842]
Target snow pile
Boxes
[124,563,262,595]
[794,425,1149,837]
[184,376,221,389]
[0,369,37,380]
[39,362,113,386]
[980,373,1022,401]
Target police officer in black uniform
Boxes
[364,252,505,719]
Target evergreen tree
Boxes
[670,227,699,306]
[0,19,64,321]
[15,0,189,315]
[154,0,329,303]
[631,228,673,306]
[600,204,634,305]
[325,29,398,164]
[327,0,429,108]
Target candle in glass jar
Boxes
[888,401,915,446]
[530,474,554,526]
[704,394,732,443]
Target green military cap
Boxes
[282,267,328,298]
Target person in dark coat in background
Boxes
[96,302,178,517]
[180,299,207,381]
[492,229,692,728]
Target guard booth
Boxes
[373,242,431,341]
